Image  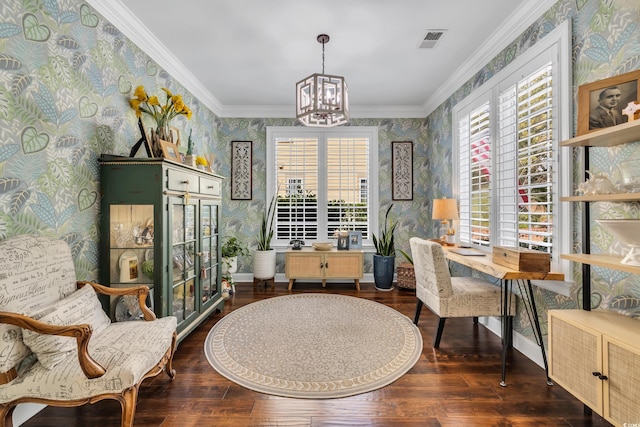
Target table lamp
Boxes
[432,198,459,244]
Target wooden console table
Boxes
[285,248,364,290]
[443,247,564,387]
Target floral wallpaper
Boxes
[0,1,218,280]
[213,117,429,275]
[1,0,639,345]
[422,0,640,333]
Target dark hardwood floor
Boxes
[22,281,610,427]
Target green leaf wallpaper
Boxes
[0,1,217,280]
[0,0,639,349]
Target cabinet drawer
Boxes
[200,177,221,196]
[167,169,198,193]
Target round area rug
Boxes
[204,293,423,399]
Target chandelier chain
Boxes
[322,39,325,74]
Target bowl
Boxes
[596,219,640,266]
[312,242,333,251]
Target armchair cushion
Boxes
[0,235,77,376]
[0,316,176,403]
[22,285,111,370]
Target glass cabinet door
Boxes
[109,205,155,288]
[170,198,197,324]
[200,201,220,310]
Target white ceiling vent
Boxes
[418,30,446,49]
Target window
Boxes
[267,126,378,248]
[453,21,572,283]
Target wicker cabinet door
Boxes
[285,252,324,278]
[324,252,363,279]
[603,336,640,425]
[549,312,603,415]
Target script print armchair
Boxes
[409,237,516,348]
[0,235,177,427]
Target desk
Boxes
[444,247,564,387]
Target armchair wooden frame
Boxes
[0,281,177,427]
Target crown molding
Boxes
[86,0,224,117]
[421,0,558,117]
[87,0,554,121]
[219,104,427,119]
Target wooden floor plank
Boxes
[19,281,611,426]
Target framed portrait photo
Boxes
[337,234,349,250]
[160,140,181,162]
[577,70,640,135]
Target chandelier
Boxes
[296,34,349,127]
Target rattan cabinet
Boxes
[285,248,363,290]
[555,122,640,422]
[549,309,640,426]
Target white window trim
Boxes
[266,126,379,251]
[452,20,573,294]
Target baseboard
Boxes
[480,316,545,369]
[234,273,376,284]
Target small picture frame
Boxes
[348,231,362,250]
[129,118,155,158]
[160,140,181,162]
[337,234,349,250]
[577,70,640,135]
[169,127,181,146]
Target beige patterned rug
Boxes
[204,293,423,399]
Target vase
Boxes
[373,254,395,291]
[222,256,238,275]
[253,249,276,280]
[184,154,196,167]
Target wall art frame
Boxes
[231,140,253,200]
[577,69,640,135]
[392,141,413,201]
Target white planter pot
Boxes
[221,256,238,275]
[253,250,276,280]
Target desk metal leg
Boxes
[500,279,513,387]
[523,280,553,386]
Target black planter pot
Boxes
[373,254,395,291]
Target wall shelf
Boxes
[561,193,640,202]
[560,120,640,147]
[560,253,640,275]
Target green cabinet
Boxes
[99,157,224,341]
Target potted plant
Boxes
[253,195,277,280]
[221,237,249,275]
[372,204,398,291]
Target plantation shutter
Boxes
[465,102,492,246]
[327,137,370,239]
[271,131,373,245]
[275,138,318,241]
[497,63,554,252]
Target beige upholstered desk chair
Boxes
[409,237,516,348]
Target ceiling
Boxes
[90,0,554,118]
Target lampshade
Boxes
[296,34,349,127]
[432,198,459,220]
